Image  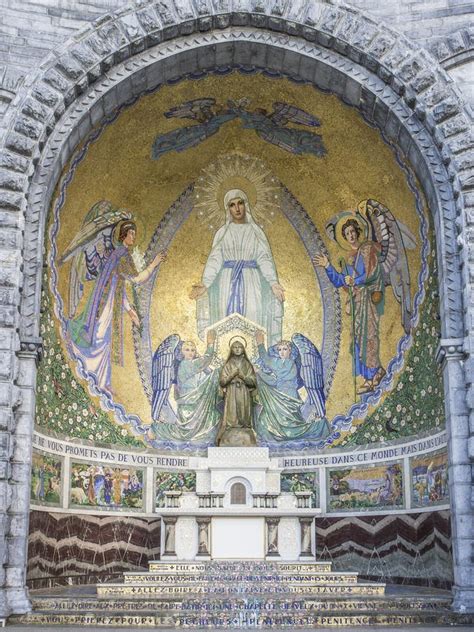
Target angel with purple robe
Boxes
[59,201,166,394]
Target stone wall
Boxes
[5,0,474,158]
[27,511,161,588]
[0,0,473,118]
[316,510,453,589]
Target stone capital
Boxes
[17,337,43,364]
[436,337,464,366]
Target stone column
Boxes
[4,343,40,615]
[438,340,474,612]
[299,517,313,559]
[162,517,178,557]
[196,517,211,558]
[266,518,280,558]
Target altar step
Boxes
[11,592,474,628]
[11,560,474,627]
[147,560,333,573]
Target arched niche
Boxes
[0,0,472,617]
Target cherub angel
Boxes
[314,199,416,396]
[150,330,221,443]
[59,200,166,393]
[255,331,329,442]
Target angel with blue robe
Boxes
[314,199,416,395]
[255,331,330,442]
[59,201,166,393]
[150,330,221,443]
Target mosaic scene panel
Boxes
[70,462,144,510]
[280,471,319,507]
[328,463,403,512]
[411,450,449,508]
[155,470,196,508]
[31,451,62,507]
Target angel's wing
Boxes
[58,204,131,264]
[151,334,181,422]
[255,127,326,157]
[164,98,216,121]
[59,203,132,319]
[292,333,326,418]
[358,199,416,334]
[270,102,321,127]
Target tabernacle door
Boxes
[211,517,265,559]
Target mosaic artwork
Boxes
[38,71,438,453]
[31,452,62,506]
[328,463,403,512]
[411,450,449,508]
[70,462,144,509]
[155,471,196,508]
[280,471,319,508]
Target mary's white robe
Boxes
[197,221,283,345]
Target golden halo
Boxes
[194,152,281,230]
[229,335,247,348]
[334,211,368,252]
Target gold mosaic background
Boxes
[52,72,424,434]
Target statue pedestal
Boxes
[217,427,257,446]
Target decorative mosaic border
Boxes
[31,429,448,517]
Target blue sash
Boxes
[223,260,258,316]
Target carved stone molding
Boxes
[196,517,211,557]
[17,338,43,364]
[430,28,474,70]
[299,517,314,558]
[436,338,465,366]
[266,517,280,558]
[163,516,178,557]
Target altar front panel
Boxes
[211,517,265,559]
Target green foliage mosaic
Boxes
[156,471,196,507]
[280,471,318,507]
[35,274,142,448]
[344,251,444,447]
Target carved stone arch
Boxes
[430,27,474,71]
[3,2,469,345]
[0,0,473,618]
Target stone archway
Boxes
[0,0,472,617]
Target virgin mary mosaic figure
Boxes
[190,189,285,346]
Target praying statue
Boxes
[190,188,285,346]
[217,338,258,446]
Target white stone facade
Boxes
[0,0,472,619]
